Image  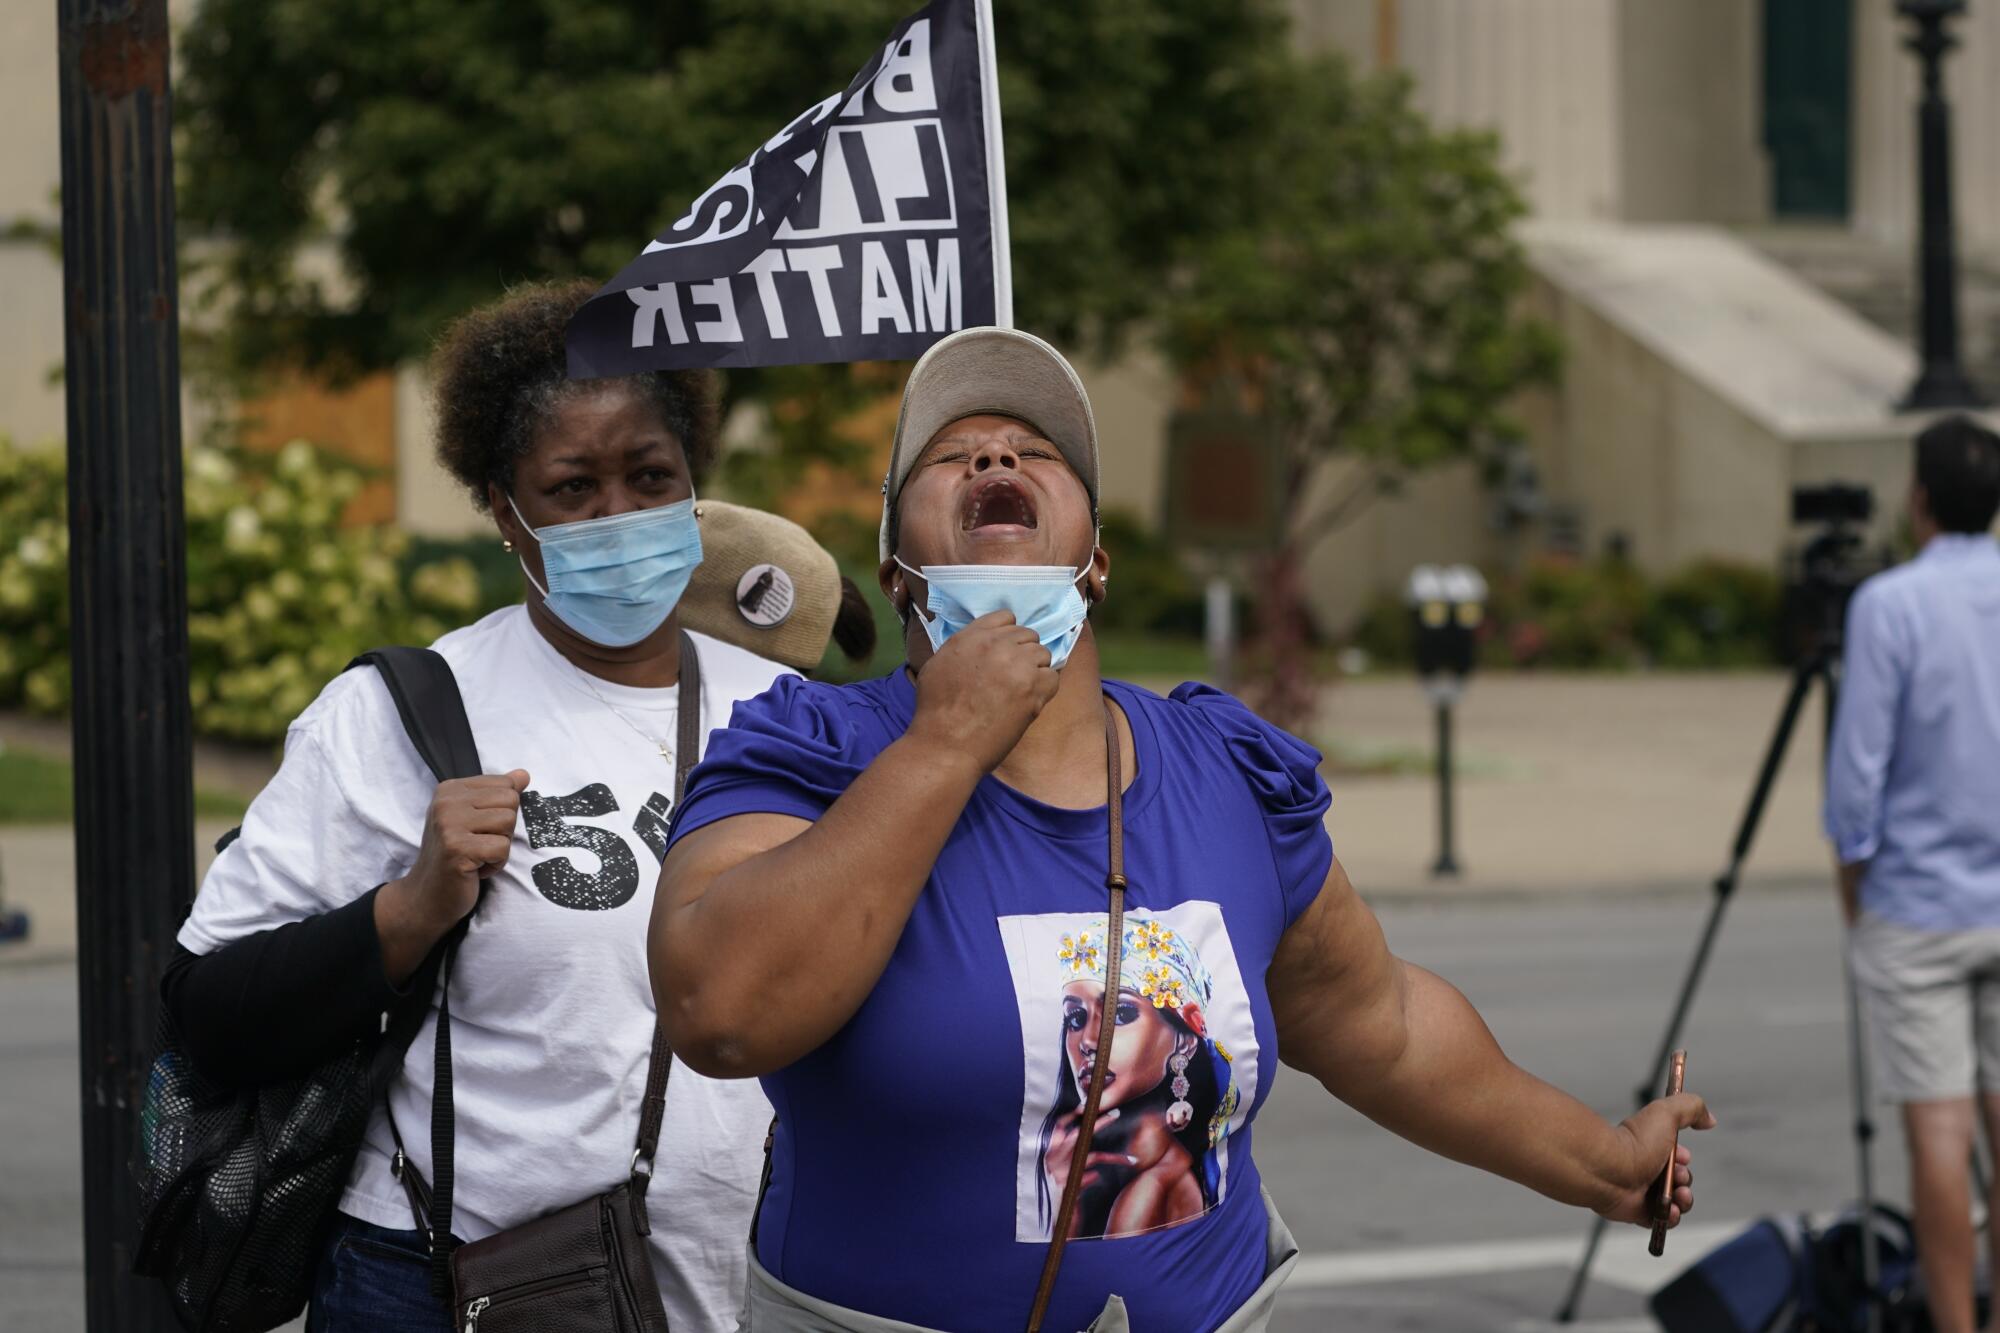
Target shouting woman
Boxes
[652,327,1714,1332]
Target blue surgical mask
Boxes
[895,558,1092,668]
[508,493,703,648]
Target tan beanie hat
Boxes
[680,500,842,671]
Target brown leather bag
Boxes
[388,632,703,1332]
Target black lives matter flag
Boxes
[566,0,1009,378]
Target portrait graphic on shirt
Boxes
[998,902,1258,1242]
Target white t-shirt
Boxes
[180,605,790,1330]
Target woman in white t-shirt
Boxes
[163,279,863,1331]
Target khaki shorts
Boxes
[1850,912,2000,1102]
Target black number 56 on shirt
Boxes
[521,784,676,912]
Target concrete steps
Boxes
[1740,222,2000,401]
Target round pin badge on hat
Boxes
[735,563,796,628]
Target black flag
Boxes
[566,0,1010,378]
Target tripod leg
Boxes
[1554,664,1821,1323]
[1848,955,1884,1333]
[1553,877,1734,1323]
[1555,1215,1614,1325]
[1975,1139,1992,1218]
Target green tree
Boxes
[178,4,1561,716]
[1157,55,1561,725]
[176,0,1291,377]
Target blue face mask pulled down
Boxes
[509,493,703,648]
[896,559,1092,668]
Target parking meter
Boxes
[1405,565,1487,874]
[1407,564,1487,699]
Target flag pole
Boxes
[972,0,1012,327]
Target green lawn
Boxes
[0,746,248,825]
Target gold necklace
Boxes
[572,665,676,762]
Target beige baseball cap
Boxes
[681,500,842,671]
[878,327,1099,560]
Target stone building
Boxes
[1267,0,2000,627]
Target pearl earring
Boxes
[502,538,514,553]
[1165,1051,1193,1131]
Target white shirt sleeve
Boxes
[178,673,432,955]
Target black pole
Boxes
[1431,697,1459,876]
[1555,657,1825,1322]
[1897,0,1989,410]
[57,1,194,1329]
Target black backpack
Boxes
[133,648,479,1332]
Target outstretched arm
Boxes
[1268,858,1713,1225]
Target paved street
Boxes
[2,888,1897,1331]
[1259,889,1897,1331]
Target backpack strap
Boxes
[343,647,483,1298]
[349,647,484,785]
[348,647,483,1099]
[202,647,477,868]
[1768,1213,1810,1329]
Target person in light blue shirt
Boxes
[1830,413,2000,1333]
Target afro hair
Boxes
[431,278,721,510]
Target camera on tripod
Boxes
[1783,482,1888,662]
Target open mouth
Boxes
[961,474,1038,532]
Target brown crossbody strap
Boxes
[1026,699,1128,1333]
[630,630,702,1197]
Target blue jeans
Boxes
[307,1212,455,1332]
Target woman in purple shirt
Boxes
[652,328,1714,1332]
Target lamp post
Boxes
[57,0,193,1327]
[1896,0,1990,410]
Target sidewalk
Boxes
[1316,671,1832,900]
[0,670,1839,964]
[1,711,269,965]
[0,821,235,964]
[0,709,281,798]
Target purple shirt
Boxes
[669,670,1333,1331]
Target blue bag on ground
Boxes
[1649,1205,1926,1333]
[1649,1214,1811,1332]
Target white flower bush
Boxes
[1,433,498,743]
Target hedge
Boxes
[1,434,496,743]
